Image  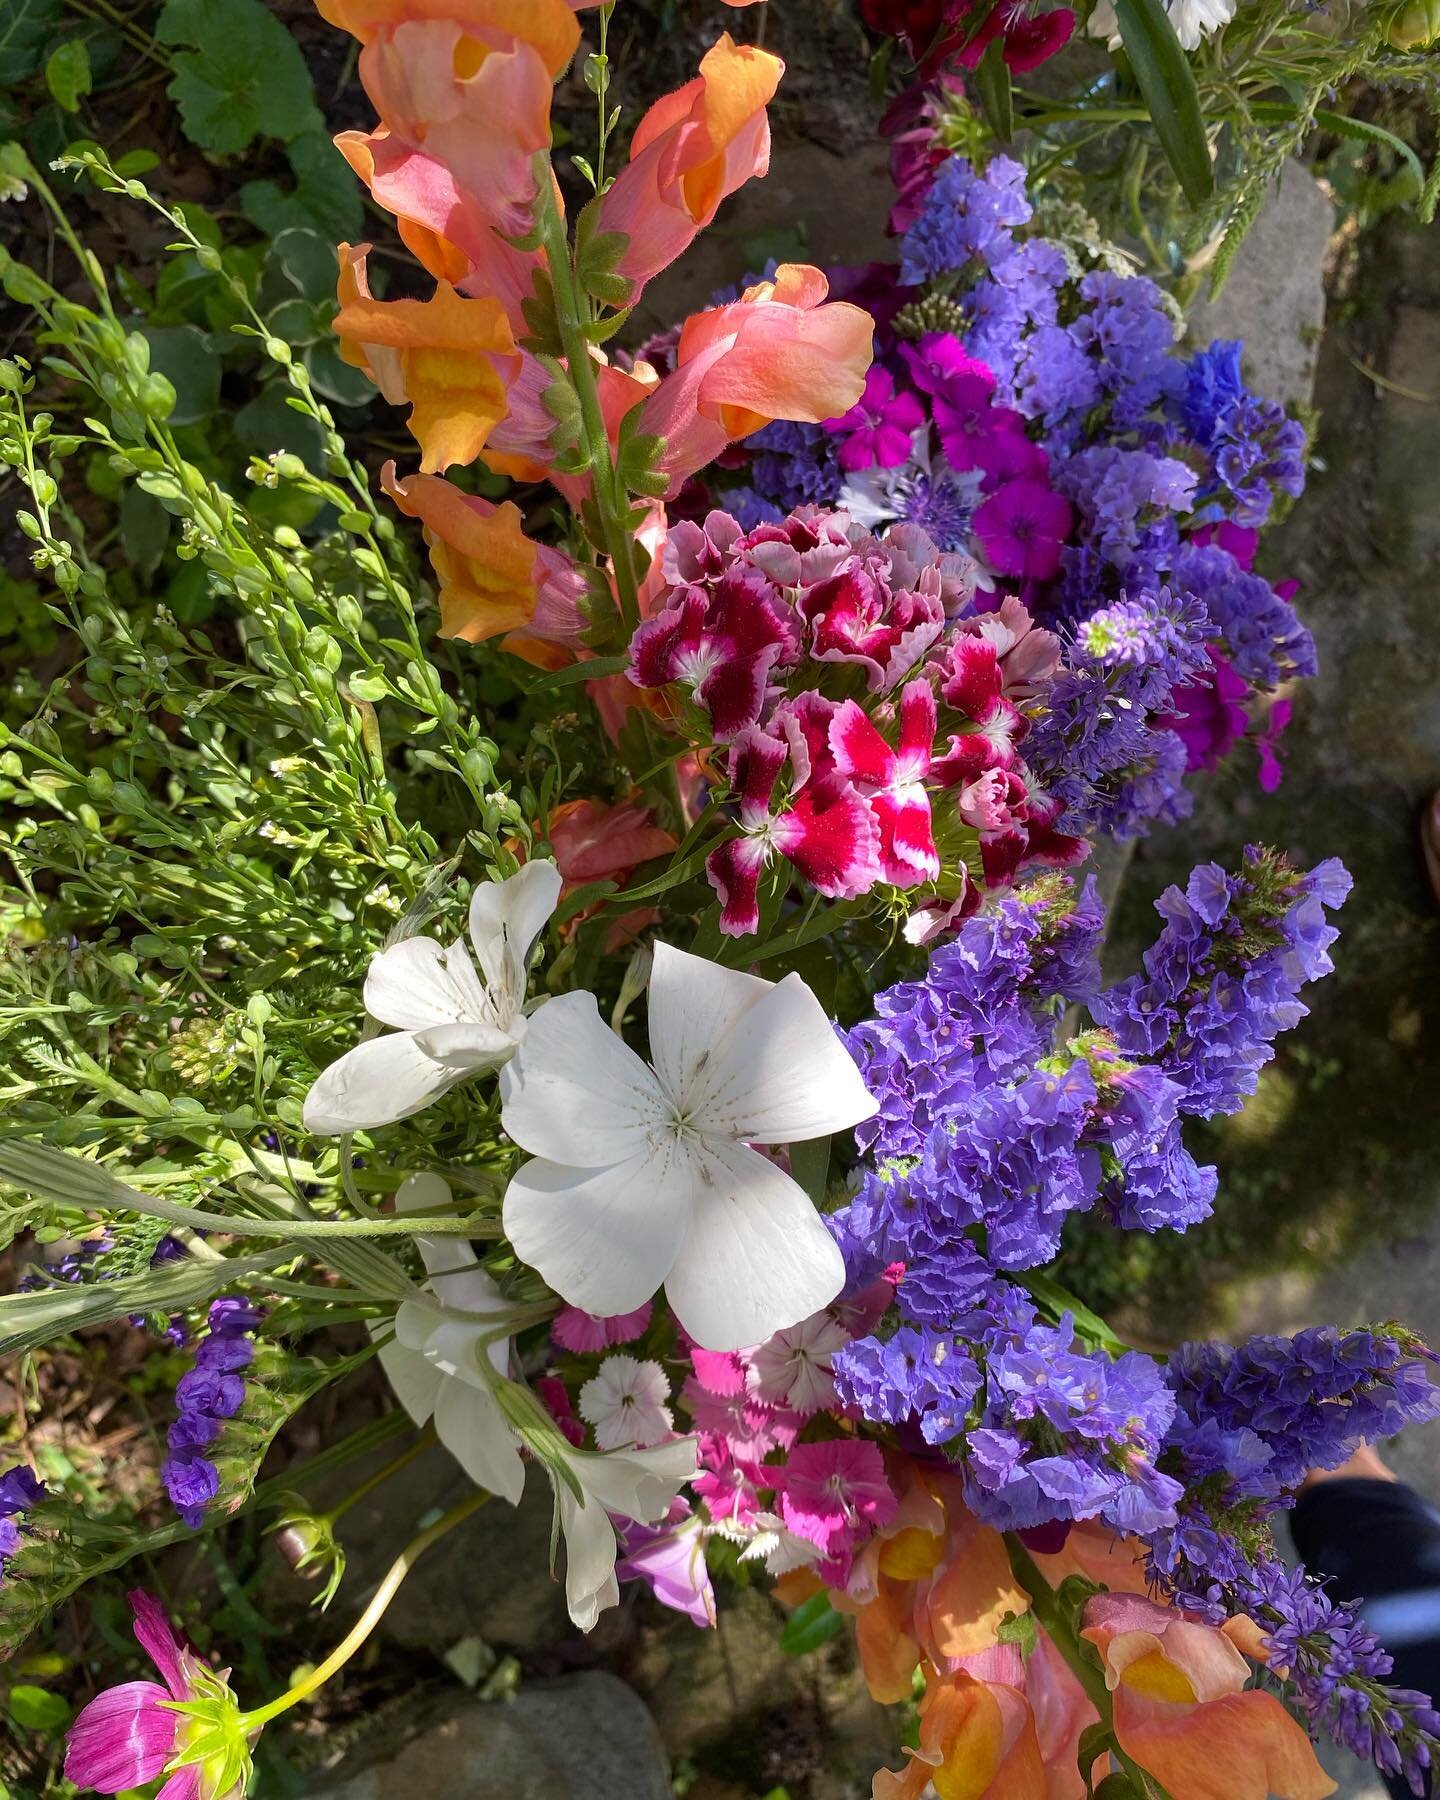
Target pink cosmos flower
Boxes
[830,681,940,885]
[705,718,882,936]
[773,1439,898,1581]
[686,1341,755,1398]
[65,1592,252,1800]
[551,1302,654,1354]
[629,562,800,738]
[831,366,926,472]
[692,1455,763,1528]
[973,478,1073,582]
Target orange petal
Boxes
[1082,1593,1251,1705]
[1113,1688,1338,1800]
[924,1675,1046,1800]
[316,0,580,74]
[922,1513,1028,1661]
[681,33,784,219]
[381,463,538,642]
[856,1574,922,1704]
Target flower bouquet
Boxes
[0,5,1436,1799]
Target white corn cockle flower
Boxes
[500,942,879,1352]
[557,1438,700,1631]
[303,859,562,1133]
[374,1174,527,1504]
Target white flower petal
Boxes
[410,1020,518,1068]
[571,1440,700,1522]
[557,1485,621,1632]
[393,1174,507,1342]
[377,1334,442,1426]
[499,990,666,1165]
[433,1376,526,1505]
[502,1147,693,1318]
[469,859,563,1018]
[688,971,878,1145]
[302,1032,460,1134]
[645,942,772,1102]
[363,936,488,1032]
[664,1139,846,1351]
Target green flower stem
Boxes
[239,1486,491,1730]
[532,173,643,635]
[321,1425,435,1529]
[1004,1535,1174,1798]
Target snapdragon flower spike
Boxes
[303,859,562,1134]
[65,1591,253,1800]
[830,681,940,885]
[501,942,878,1350]
[705,715,881,936]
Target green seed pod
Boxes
[1387,0,1440,45]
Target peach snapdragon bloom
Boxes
[873,1650,1046,1800]
[1080,1592,1336,1800]
[596,33,782,296]
[381,465,587,662]
[547,795,678,947]
[636,265,874,492]
[335,245,520,472]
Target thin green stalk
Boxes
[322,1425,435,1528]
[239,1487,490,1730]
[533,177,642,633]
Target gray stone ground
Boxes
[298,153,1440,1800]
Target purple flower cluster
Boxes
[1184,340,1307,528]
[1166,1326,1440,1501]
[1097,847,1352,1116]
[898,153,1032,287]
[964,1311,1181,1535]
[162,1296,263,1529]
[0,1464,45,1584]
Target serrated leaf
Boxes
[156,0,319,153]
[780,1591,845,1656]
[1113,0,1212,206]
[45,40,91,113]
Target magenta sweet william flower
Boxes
[65,1591,253,1800]
[551,1301,653,1354]
[706,709,882,936]
[830,680,940,885]
[973,477,1073,581]
[796,561,945,693]
[773,1439,898,1582]
[628,560,800,738]
[1163,646,1248,774]
[830,365,925,472]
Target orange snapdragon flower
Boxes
[596,33,782,296]
[635,265,873,493]
[381,464,587,661]
[1080,1593,1336,1800]
[874,1656,1046,1800]
[335,245,521,472]
[318,0,579,71]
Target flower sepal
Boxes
[163,1662,257,1800]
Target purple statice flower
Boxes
[723,484,783,530]
[1170,541,1316,687]
[162,1296,263,1529]
[898,153,1032,287]
[745,419,842,511]
[1184,341,1307,527]
[1096,848,1352,1116]
[18,1231,113,1292]
[1085,1050,1220,1233]
[833,1325,982,1446]
[1165,1326,1440,1500]
[1055,445,1198,580]
[1065,271,1186,431]
[962,1314,1181,1534]
[1074,586,1214,709]
[0,1463,45,1585]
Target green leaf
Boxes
[157,0,319,154]
[1022,1269,1130,1355]
[240,129,365,242]
[600,838,722,908]
[44,40,91,113]
[780,1591,845,1656]
[0,0,61,85]
[139,323,220,426]
[1113,0,1212,206]
[8,1684,70,1730]
[1248,102,1425,195]
[520,653,629,691]
[973,37,1013,144]
[119,484,171,575]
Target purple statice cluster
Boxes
[1024,585,1215,839]
[1166,1326,1440,1502]
[162,1296,263,1529]
[0,1465,45,1585]
[1183,340,1307,529]
[1097,846,1352,1117]
[898,152,1033,288]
